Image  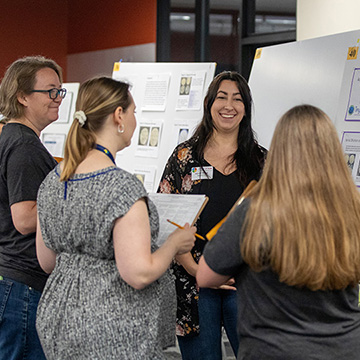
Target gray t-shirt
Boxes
[0,123,56,291]
[204,199,360,360]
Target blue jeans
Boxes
[177,287,239,360]
[0,277,46,360]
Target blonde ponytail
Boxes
[59,77,131,181]
[60,119,95,181]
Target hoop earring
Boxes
[118,124,125,133]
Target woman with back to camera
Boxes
[35,76,196,360]
[197,104,360,360]
[158,71,267,359]
[0,56,64,360]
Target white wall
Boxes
[297,0,360,41]
[67,43,156,83]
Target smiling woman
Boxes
[0,56,62,360]
[18,67,65,134]
[210,80,245,136]
[158,71,267,360]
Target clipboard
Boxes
[206,180,257,241]
[191,195,209,226]
[148,193,209,245]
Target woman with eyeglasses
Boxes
[0,55,65,360]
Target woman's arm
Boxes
[177,253,236,290]
[113,199,196,290]
[196,256,231,288]
[175,252,198,277]
[36,214,56,274]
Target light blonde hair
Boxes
[60,77,131,181]
[0,56,63,120]
[241,104,360,290]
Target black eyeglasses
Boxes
[31,88,67,100]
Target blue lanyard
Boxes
[95,144,116,165]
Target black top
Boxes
[204,198,360,360]
[0,123,57,291]
[158,137,266,336]
[191,160,243,251]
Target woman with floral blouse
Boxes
[158,71,267,360]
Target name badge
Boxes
[191,166,213,180]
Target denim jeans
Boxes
[0,276,46,360]
[177,287,239,360]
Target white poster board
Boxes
[335,38,360,186]
[41,82,80,157]
[248,30,360,187]
[112,62,216,192]
[248,29,360,150]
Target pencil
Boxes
[166,219,206,241]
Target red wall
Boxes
[0,1,68,79]
[68,0,157,53]
[0,0,157,81]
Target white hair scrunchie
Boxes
[74,110,87,127]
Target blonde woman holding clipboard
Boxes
[35,77,196,359]
[158,71,266,360]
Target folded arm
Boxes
[196,256,232,288]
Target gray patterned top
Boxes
[36,164,176,360]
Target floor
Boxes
[163,332,236,360]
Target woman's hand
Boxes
[210,278,236,291]
[167,223,196,255]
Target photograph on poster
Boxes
[176,70,206,111]
[179,77,192,95]
[179,77,186,95]
[138,126,150,146]
[171,118,200,150]
[149,127,160,147]
[177,128,189,144]
[136,120,163,158]
[345,153,356,170]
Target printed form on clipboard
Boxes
[148,193,208,246]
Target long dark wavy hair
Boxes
[191,71,266,186]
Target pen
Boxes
[167,219,206,241]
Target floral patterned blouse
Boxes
[158,137,266,337]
